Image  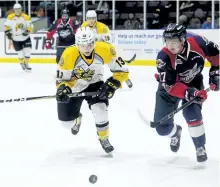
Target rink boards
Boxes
[0,29,219,66]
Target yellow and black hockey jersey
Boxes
[56,42,129,92]
[4,13,33,41]
[81,21,111,43]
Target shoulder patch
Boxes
[59,57,64,66]
[156,59,166,68]
[110,47,116,56]
[103,27,108,33]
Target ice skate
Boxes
[99,137,114,154]
[20,63,26,70]
[71,113,82,135]
[196,146,207,163]
[24,63,32,71]
[170,125,182,152]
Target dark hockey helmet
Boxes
[163,23,187,41]
[61,9,69,16]
[61,9,69,23]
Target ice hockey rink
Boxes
[0,63,219,187]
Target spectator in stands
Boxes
[202,16,215,29]
[215,18,219,28]
[147,8,163,29]
[159,1,175,25]
[138,17,144,29]
[194,8,205,21]
[179,15,188,27]
[75,12,83,27]
[35,7,44,17]
[188,17,201,29]
[124,13,140,30]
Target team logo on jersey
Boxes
[59,58,64,66]
[15,23,24,31]
[73,68,95,81]
[110,47,116,56]
[178,63,202,83]
[156,59,166,68]
[59,30,71,38]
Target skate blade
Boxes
[20,64,31,72]
[24,68,32,72]
[101,152,113,158]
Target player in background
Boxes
[82,10,133,88]
[154,24,219,163]
[81,10,111,43]
[4,3,33,71]
[45,9,78,64]
[56,27,129,153]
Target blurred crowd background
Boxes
[0,0,219,30]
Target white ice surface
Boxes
[0,64,219,187]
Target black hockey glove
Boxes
[5,30,12,40]
[56,84,72,103]
[98,77,121,100]
[209,66,219,91]
[22,30,30,36]
[184,87,207,102]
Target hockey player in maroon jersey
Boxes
[154,23,219,163]
[45,9,78,63]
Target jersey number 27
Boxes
[159,72,166,82]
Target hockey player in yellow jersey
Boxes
[56,27,129,153]
[81,10,111,43]
[82,10,133,88]
[4,3,33,71]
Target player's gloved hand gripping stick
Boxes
[138,85,215,128]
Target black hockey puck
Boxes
[89,175,97,184]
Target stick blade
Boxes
[125,53,136,63]
[137,109,157,128]
[149,121,157,128]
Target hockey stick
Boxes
[125,79,133,88]
[124,53,136,64]
[137,86,213,128]
[55,45,75,49]
[122,54,136,88]
[0,92,100,104]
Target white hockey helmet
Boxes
[86,10,97,20]
[75,27,95,45]
[13,3,22,10]
[13,3,22,15]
